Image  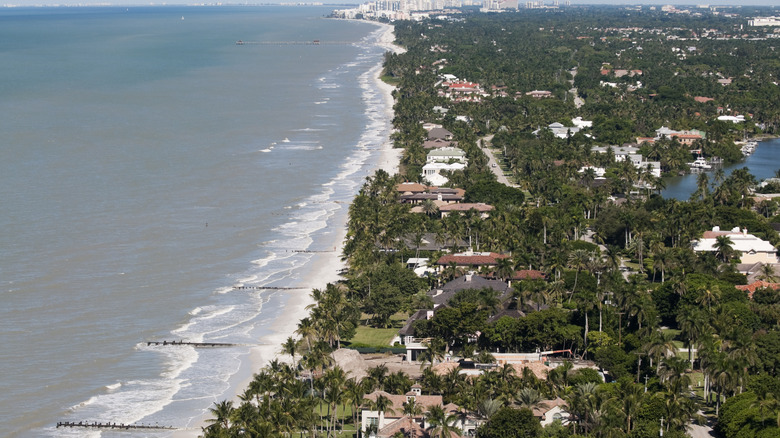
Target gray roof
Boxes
[428,275,511,306]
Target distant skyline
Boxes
[1,1,777,8]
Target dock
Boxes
[146,340,236,347]
[57,421,175,430]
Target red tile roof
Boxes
[736,281,780,299]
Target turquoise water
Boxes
[0,6,390,436]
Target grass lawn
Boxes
[349,325,398,347]
[381,75,400,86]
[314,401,359,438]
[346,312,407,347]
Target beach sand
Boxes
[174,21,403,437]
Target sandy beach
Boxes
[175,21,403,437]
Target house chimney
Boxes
[435,289,443,296]
[713,226,720,232]
[743,228,748,236]
[465,274,473,282]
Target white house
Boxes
[533,398,570,426]
[426,147,467,164]
[534,122,581,139]
[692,226,779,264]
[422,147,467,185]
[421,162,466,186]
[572,117,593,129]
[717,115,746,124]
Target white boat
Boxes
[741,141,757,156]
[688,157,712,169]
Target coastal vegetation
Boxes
[202,5,780,438]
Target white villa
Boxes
[692,226,779,264]
[591,145,661,177]
[422,147,467,186]
[426,147,467,164]
[534,122,581,139]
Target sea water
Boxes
[0,6,391,436]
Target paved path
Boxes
[480,135,519,188]
[687,422,715,438]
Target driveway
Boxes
[480,135,519,188]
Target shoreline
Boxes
[174,20,403,438]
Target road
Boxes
[687,422,715,438]
[480,135,519,188]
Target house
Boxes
[421,162,466,186]
[534,122,581,139]
[717,115,746,123]
[439,203,494,218]
[692,226,779,264]
[571,117,593,129]
[428,273,512,308]
[426,147,467,164]
[396,182,428,195]
[436,251,510,271]
[423,138,458,149]
[401,187,466,205]
[591,145,640,160]
[736,281,780,299]
[427,127,453,140]
[361,388,476,437]
[526,90,553,99]
[533,398,570,426]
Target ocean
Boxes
[0,6,394,437]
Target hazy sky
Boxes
[1,1,777,8]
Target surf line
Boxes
[233,286,307,290]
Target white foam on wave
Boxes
[105,382,122,391]
[67,26,397,433]
[259,148,272,153]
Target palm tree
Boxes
[677,306,709,366]
[365,393,395,430]
[696,285,721,313]
[759,263,778,282]
[422,199,439,217]
[425,404,463,438]
[514,387,548,410]
[205,400,234,431]
[713,235,735,263]
[281,336,298,370]
[402,397,423,420]
[615,380,643,433]
[643,329,677,372]
[344,378,366,433]
[495,256,515,282]
[568,249,593,298]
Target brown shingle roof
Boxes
[436,253,509,266]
